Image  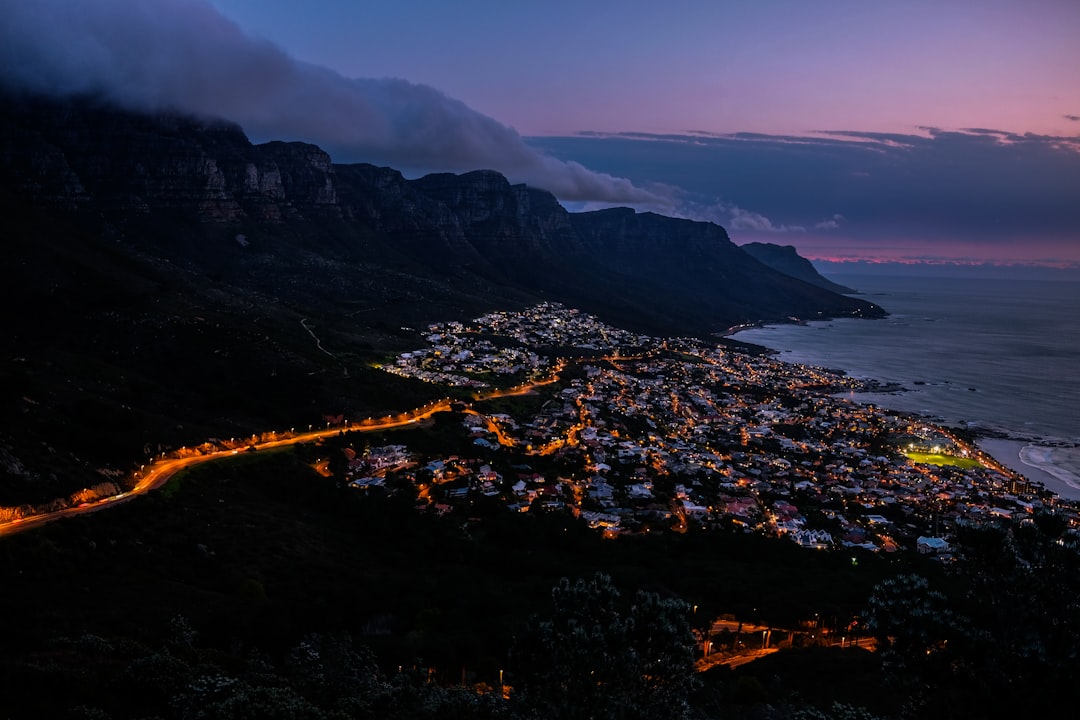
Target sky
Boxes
[3,0,1079,268]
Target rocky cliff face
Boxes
[741,242,856,294]
[1,91,882,334]
[1,94,340,222]
[564,209,876,332]
[411,170,584,261]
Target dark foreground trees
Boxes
[864,513,1080,718]
[512,573,699,720]
[8,574,700,720]
[45,629,515,720]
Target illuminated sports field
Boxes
[905,452,982,469]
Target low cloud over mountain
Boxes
[0,0,658,204]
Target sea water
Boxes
[733,274,1080,500]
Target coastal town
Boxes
[5,302,1070,556]
[353,303,1078,555]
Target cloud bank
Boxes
[0,0,658,204]
[531,127,1080,264]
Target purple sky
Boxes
[3,0,1078,267]
[209,0,1080,140]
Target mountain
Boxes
[0,92,883,504]
[740,242,857,294]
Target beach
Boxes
[977,438,1080,502]
[733,274,1080,503]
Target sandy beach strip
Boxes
[978,438,1080,502]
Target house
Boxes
[917,536,950,554]
[791,529,833,549]
[681,500,710,519]
[588,479,615,501]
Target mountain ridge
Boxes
[741,242,857,294]
[1,91,882,330]
[0,91,884,503]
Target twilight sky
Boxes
[3,0,1079,267]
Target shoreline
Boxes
[733,332,1080,504]
[729,304,1080,505]
[977,438,1080,502]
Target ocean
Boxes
[733,273,1080,500]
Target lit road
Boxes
[0,361,582,538]
[698,647,778,671]
[0,400,457,538]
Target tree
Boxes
[284,632,384,710]
[863,573,966,675]
[513,573,698,720]
[865,519,1080,718]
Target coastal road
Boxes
[0,361,578,538]
[0,400,458,538]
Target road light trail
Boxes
[0,360,582,538]
[0,402,453,538]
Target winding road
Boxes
[0,400,456,538]
[0,360,582,539]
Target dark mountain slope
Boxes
[741,242,856,294]
[2,93,880,329]
[0,92,883,504]
[568,210,873,332]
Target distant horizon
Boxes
[809,258,1080,282]
[4,0,1077,268]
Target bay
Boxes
[733,273,1080,499]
